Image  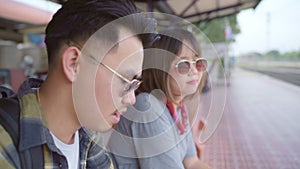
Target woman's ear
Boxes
[61,46,81,82]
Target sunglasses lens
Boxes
[196,59,207,71]
[177,61,190,74]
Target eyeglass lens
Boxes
[177,59,207,74]
[124,79,142,94]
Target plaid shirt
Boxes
[0,79,114,169]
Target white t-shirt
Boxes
[51,131,79,169]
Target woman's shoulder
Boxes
[118,93,172,134]
[127,92,170,122]
[134,92,162,108]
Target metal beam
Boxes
[183,3,242,19]
[179,0,198,17]
[154,1,176,15]
[18,25,46,34]
[0,30,22,42]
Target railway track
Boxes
[242,67,300,86]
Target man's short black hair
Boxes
[45,0,157,70]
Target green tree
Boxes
[198,14,240,43]
[266,50,280,56]
[283,51,300,60]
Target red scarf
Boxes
[166,100,188,134]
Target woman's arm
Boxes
[183,156,212,169]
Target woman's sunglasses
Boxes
[175,58,207,74]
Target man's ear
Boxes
[61,46,81,82]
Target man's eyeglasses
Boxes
[175,58,207,75]
[67,40,142,96]
[100,63,142,95]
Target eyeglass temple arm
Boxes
[67,40,131,84]
[100,63,131,83]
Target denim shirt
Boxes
[0,78,113,169]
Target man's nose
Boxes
[122,90,136,105]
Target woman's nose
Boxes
[189,63,199,75]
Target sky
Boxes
[232,0,300,56]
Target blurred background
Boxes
[0,0,299,168]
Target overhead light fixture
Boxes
[0,0,61,25]
[12,0,61,13]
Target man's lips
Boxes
[111,111,121,123]
[113,107,127,115]
[111,108,127,123]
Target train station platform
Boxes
[200,68,300,169]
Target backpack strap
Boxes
[0,85,15,98]
[0,95,19,147]
[0,95,44,169]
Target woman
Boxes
[108,28,211,169]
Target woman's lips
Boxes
[187,79,199,85]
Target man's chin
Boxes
[93,112,121,132]
[82,117,113,132]
[85,110,124,132]
[89,123,112,132]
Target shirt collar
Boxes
[17,78,95,153]
[17,78,50,151]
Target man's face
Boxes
[73,28,143,132]
[95,34,143,131]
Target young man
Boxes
[0,0,157,168]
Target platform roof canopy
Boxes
[134,0,261,24]
[0,0,261,42]
[50,0,261,24]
